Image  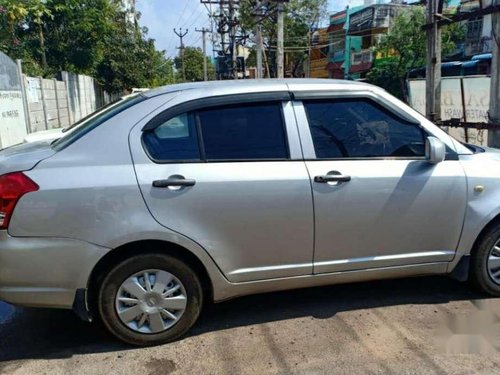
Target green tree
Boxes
[0,0,52,75]
[96,18,175,92]
[367,6,465,99]
[240,0,327,77]
[0,0,177,93]
[284,0,328,76]
[174,47,215,82]
[41,0,117,75]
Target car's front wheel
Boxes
[98,253,203,346]
[470,223,500,296]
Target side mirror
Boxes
[425,136,446,164]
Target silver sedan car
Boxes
[0,79,499,345]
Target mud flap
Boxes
[72,288,93,322]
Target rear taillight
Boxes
[0,172,39,229]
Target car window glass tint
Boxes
[143,112,200,161]
[198,103,288,160]
[304,99,425,158]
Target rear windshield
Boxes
[52,95,145,151]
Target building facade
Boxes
[326,7,363,79]
[460,0,493,57]
[309,27,330,78]
[346,2,408,78]
[327,2,408,80]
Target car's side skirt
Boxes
[213,262,449,302]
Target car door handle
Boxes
[152,178,196,188]
[314,174,351,183]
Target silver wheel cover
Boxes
[115,269,187,334]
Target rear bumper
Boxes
[0,231,109,309]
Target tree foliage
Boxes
[367,6,465,99]
[174,47,215,82]
[0,0,175,93]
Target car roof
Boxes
[142,79,376,99]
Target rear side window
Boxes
[304,99,426,159]
[142,102,288,162]
[198,103,288,160]
[143,113,200,161]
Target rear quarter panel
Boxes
[8,92,231,298]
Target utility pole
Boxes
[228,0,237,79]
[425,0,442,123]
[255,24,263,79]
[489,0,500,146]
[251,1,270,79]
[196,27,210,81]
[201,0,242,80]
[306,28,312,78]
[174,28,189,81]
[276,1,285,78]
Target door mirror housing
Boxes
[425,136,446,164]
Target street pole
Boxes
[307,28,312,78]
[229,0,237,79]
[196,27,210,81]
[488,0,500,147]
[256,24,263,79]
[276,1,284,78]
[174,28,189,81]
[425,0,442,123]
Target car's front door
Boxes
[131,98,314,282]
[293,96,467,274]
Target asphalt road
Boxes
[1,276,500,375]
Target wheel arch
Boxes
[450,212,500,279]
[470,212,500,256]
[86,239,215,314]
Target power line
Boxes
[201,0,243,80]
[183,11,210,44]
[167,0,196,55]
[165,0,193,57]
[174,0,192,29]
[180,3,207,30]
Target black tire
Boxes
[98,253,203,346]
[470,223,500,296]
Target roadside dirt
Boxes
[1,276,499,375]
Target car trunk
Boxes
[0,141,56,175]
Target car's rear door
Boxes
[292,92,467,274]
[130,94,314,282]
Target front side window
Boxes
[304,99,426,159]
[198,102,288,160]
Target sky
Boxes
[135,0,372,59]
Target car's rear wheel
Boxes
[470,223,500,296]
[98,253,203,346]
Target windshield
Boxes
[52,95,145,151]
